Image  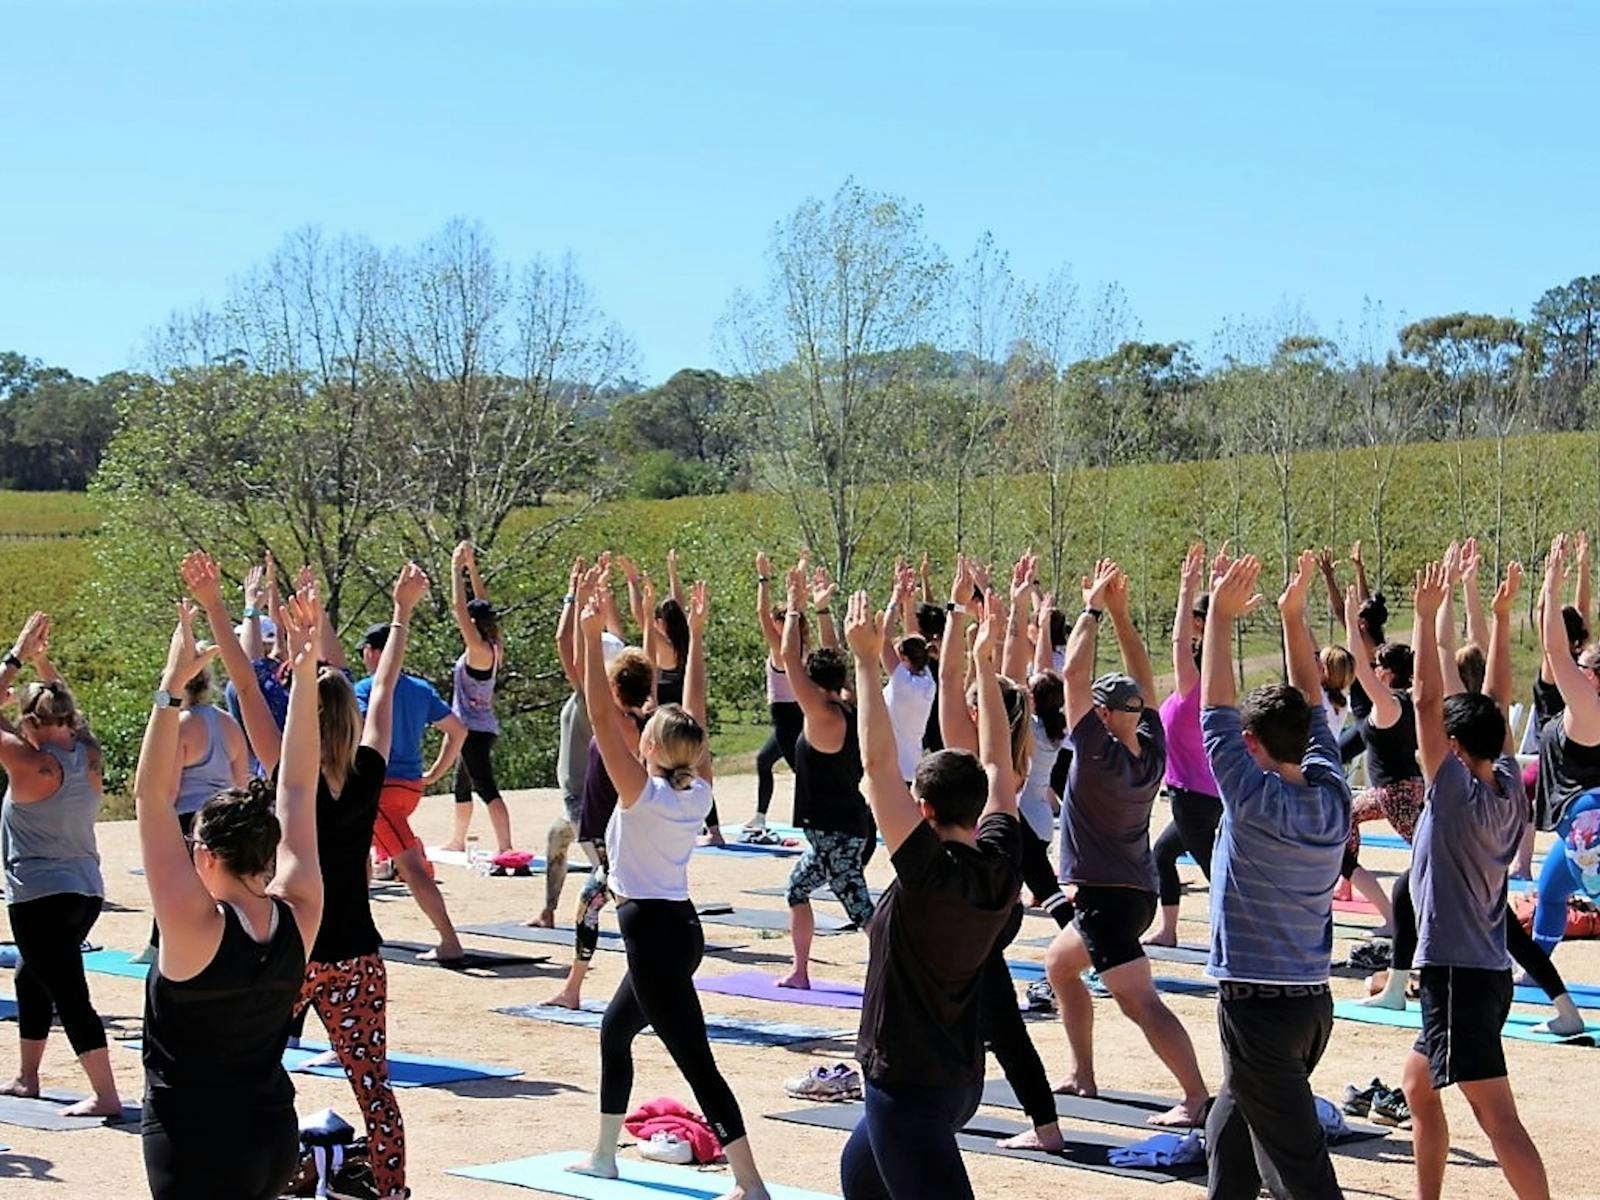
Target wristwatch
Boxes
[243,605,262,619]
[1082,606,1104,622]
[2,651,21,670]
[153,688,182,709]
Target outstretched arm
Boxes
[1173,543,1205,696]
[615,554,646,633]
[1345,585,1401,729]
[1350,540,1372,605]
[184,551,283,774]
[452,542,495,670]
[878,581,901,681]
[1278,550,1322,705]
[973,593,1018,822]
[1034,592,1057,677]
[1577,530,1593,633]
[1544,536,1600,744]
[939,558,978,753]
[580,593,649,806]
[1104,568,1157,706]
[360,563,428,762]
[666,548,684,607]
[846,591,922,854]
[755,551,783,661]
[1317,547,1345,629]
[1487,563,1522,731]
[1412,563,1450,784]
[1203,558,1262,711]
[1065,561,1119,730]
[1460,538,1490,654]
[1002,552,1036,683]
[557,557,585,690]
[812,567,840,650]
[268,586,325,951]
[1438,541,1466,696]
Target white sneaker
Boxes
[639,1132,694,1164]
[784,1062,862,1101]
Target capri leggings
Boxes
[1019,824,1072,927]
[1532,791,1600,955]
[9,892,107,1053]
[756,701,805,816]
[786,831,877,927]
[297,953,406,1198]
[454,729,501,804]
[1341,777,1424,877]
[1151,787,1224,906]
[600,898,746,1144]
[545,793,602,914]
[1389,867,1568,1000]
[574,846,613,963]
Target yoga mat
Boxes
[379,941,546,971]
[448,1150,842,1199]
[459,922,732,954]
[700,908,853,935]
[80,948,150,980]
[0,1091,141,1132]
[747,885,886,907]
[1003,961,1214,996]
[283,1043,521,1087]
[1516,980,1600,1008]
[496,1003,849,1048]
[1332,898,1381,916]
[0,996,15,1021]
[696,971,863,1009]
[979,1080,1387,1144]
[697,841,803,858]
[767,1104,1203,1184]
[1332,1000,1600,1045]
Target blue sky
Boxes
[4,1,1595,383]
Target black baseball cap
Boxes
[359,623,391,652]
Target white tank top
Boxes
[605,774,714,901]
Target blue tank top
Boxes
[452,650,500,734]
[176,706,236,817]
[2,741,104,903]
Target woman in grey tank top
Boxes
[444,540,513,854]
[0,612,122,1118]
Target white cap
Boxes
[236,616,278,641]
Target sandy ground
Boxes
[0,775,1593,1200]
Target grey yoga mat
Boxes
[700,907,853,934]
[379,941,546,970]
[766,1104,1204,1184]
[495,1002,850,1048]
[459,922,734,954]
[0,1091,141,1132]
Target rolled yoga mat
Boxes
[495,1002,850,1048]
[448,1150,842,1199]
[1332,999,1599,1045]
[696,971,864,1009]
[766,1103,1205,1184]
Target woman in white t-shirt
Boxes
[567,575,770,1200]
[877,567,937,783]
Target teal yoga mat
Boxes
[1333,1000,1599,1045]
[81,948,149,979]
[448,1150,843,1198]
[495,1002,849,1048]
[283,1043,521,1087]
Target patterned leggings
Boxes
[1343,776,1424,872]
[785,830,876,927]
[575,845,613,963]
[298,954,406,1198]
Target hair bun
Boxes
[668,766,698,791]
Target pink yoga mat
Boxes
[1332,898,1380,916]
[696,971,864,1009]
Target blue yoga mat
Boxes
[496,1003,847,1047]
[0,996,15,1020]
[81,949,150,980]
[697,841,803,858]
[1333,1000,1598,1045]
[282,1043,521,1087]
[1516,981,1600,1009]
[449,1150,841,1199]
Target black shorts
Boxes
[1072,886,1157,973]
[1412,965,1512,1088]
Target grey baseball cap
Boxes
[1091,672,1144,712]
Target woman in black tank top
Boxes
[135,557,327,1200]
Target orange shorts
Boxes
[372,779,427,863]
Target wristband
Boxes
[1082,606,1103,623]
[815,608,832,616]
[563,593,576,605]
[2,651,21,670]
[757,575,769,584]
[243,605,260,619]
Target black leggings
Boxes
[979,905,1057,1130]
[1152,787,1224,907]
[600,898,746,1144]
[756,701,805,816]
[144,1090,299,1200]
[454,729,501,804]
[1389,868,1567,1000]
[1020,825,1072,927]
[9,892,107,1053]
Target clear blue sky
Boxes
[4,1,1596,383]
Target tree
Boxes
[720,180,949,585]
[0,353,127,490]
[1014,265,1083,589]
[1529,275,1600,421]
[1348,301,1428,585]
[945,232,1016,557]
[612,368,749,492]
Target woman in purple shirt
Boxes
[1146,544,1224,948]
[443,540,511,855]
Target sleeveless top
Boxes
[1536,717,1600,831]
[793,699,870,836]
[176,706,236,817]
[1361,691,1420,788]
[606,775,714,902]
[657,664,686,708]
[579,711,649,844]
[143,898,303,1107]
[1018,716,1062,842]
[452,649,499,734]
[766,658,797,705]
[2,741,103,903]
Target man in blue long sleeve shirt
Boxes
[1199,551,1350,1200]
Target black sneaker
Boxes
[1341,1077,1384,1117]
[1347,940,1392,971]
[1370,1087,1411,1128]
[1024,979,1056,1012]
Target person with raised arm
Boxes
[441,539,512,855]
[877,561,936,786]
[1391,562,1551,1200]
[1530,535,1600,959]
[544,560,657,1011]
[1042,559,1208,1128]
[840,589,1022,1200]
[1199,550,1348,1199]
[138,584,323,1199]
[748,550,807,833]
[777,562,876,989]
[1147,542,1224,948]
[567,581,770,1200]
[0,612,121,1119]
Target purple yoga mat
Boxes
[696,970,864,1009]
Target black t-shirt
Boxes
[1361,691,1420,788]
[1349,678,1372,722]
[856,813,1021,1088]
[310,746,387,963]
[1536,717,1600,830]
[922,676,944,754]
[1532,677,1565,730]
[793,701,870,836]
[579,713,648,843]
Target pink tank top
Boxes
[1159,682,1218,797]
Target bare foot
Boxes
[697,830,727,847]
[1333,878,1352,902]
[61,1094,123,1118]
[294,1049,342,1069]
[998,1125,1065,1152]
[776,970,810,990]
[1052,1077,1097,1098]
[1534,1012,1587,1037]
[565,1155,618,1180]
[527,909,556,929]
[438,840,467,854]
[543,988,583,1011]
[716,1184,771,1200]
[1147,1099,1207,1128]
[417,946,466,966]
[0,1077,39,1099]
[1141,932,1177,948]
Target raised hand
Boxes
[393,561,429,616]
[1082,558,1119,611]
[568,555,587,595]
[296,563,317,594]
[1460,537,1482,585]
[1210,540,1235,592]
[1350,540,1364,568]
[160,600,219,690]
[641,572,657,614]
[811,566,838,611]
[180,550,226,611]
[1180,542,1206,594]
[1493,562,1523,618]
[973,591,1004,669]
[786,565,808,615]
[1010,551,1036,603]
[1316,546,1335,576]
[1102,564,1132,616]
[1412,561,1448,620]
[1578,529,1591,565]
[950,555,975,612]
[10,611,49,665]
[1545,534,1569,598]
[1278,548,1318,615]
[577,594,606,638]
[842,590,879,658]
[756,550,772,578]
[687,581,709,635]
[613,553,639,582]
[1213,557,1264,621]
[1442,540,1463,586]
[971,560,993,599]
[279,583,324,671]
[1342,583,1365,634]
[244,564,266,610]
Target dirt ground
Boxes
[0,775,1591,1199]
